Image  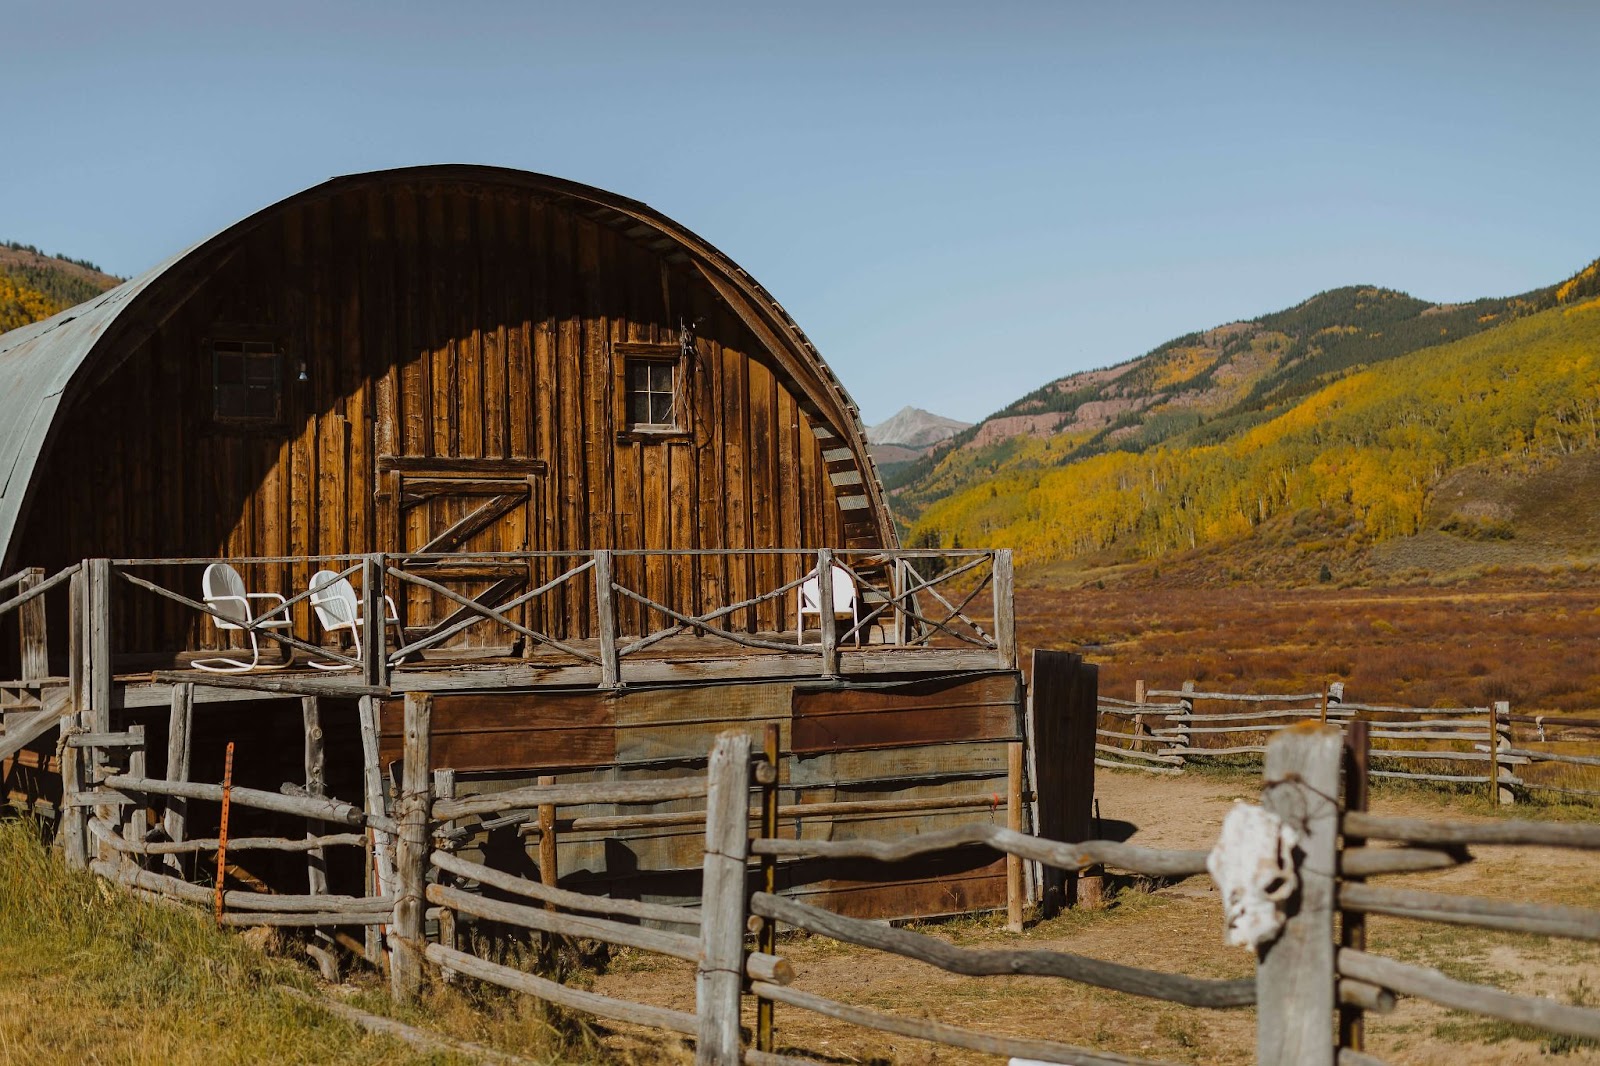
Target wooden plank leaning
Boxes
[1257,723,1343,1066]
[697,730,753,1065]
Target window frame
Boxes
[208,334,287,430]
[614,341,692,443]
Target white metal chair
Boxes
[307,569,401,671]
[796,563,861,647]
[194,562,294,673]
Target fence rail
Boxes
[1097,680,1600,805]
[66,695,1600,1064]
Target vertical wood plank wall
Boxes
[18,183,864,650]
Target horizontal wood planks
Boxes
[370,669,1024,922]
[18,178,874,656]
[791,673,1022,754]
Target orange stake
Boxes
[215,741,235,926]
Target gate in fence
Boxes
[76,700,1600,1065]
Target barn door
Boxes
[377,456,546,653]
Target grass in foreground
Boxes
[0,817,616,1066]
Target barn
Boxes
[0,166,1092,922]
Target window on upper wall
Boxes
[614,340,691,442]
[627,357,679,430]
[212,340,283,425]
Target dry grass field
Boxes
[1016,575,1600,713]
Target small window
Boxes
[213,341,283,424]
[626,357,679,430]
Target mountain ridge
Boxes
[0,241,122,333]
[897,257,1600,584]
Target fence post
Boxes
[1257,723,1342,1066]
[1339,720,1371,1054]
[391,691,432,1003]
[697,730,753,1065]
[1006,740,1025,931]
[1492,701,1513,806]
[362,553,387,689]
[1168,680,1194,768]
[432,768,458,961]
[60,563,89,870]
[17,567,47,680]
[125,724,147,868]
[756,722,780,1055]
[358,694,393,965]
[87,558,113,862]
[594,551,620,688]
[162,682,193,879]
[303,696,328,898]
[816,548,837,678]
[992,549,1015,669]
[537,773,561,969]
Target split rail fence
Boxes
[66,703,1600,1065]
[1096,681,1600,804]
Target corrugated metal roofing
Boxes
[0,166,891,568]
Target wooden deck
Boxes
[108,630,1010,707]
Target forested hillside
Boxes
[906,258,1600,579]
[0,241,121,332]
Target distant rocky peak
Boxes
[867,406,972,449]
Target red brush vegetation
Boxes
[1018,574,1600,714]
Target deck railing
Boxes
[4,548,1013,690]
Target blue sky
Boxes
[5,1,1597,425]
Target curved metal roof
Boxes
[0,166,891,567]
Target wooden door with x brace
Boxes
[377,455,547,656]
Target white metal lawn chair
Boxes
[307,569,402,671]
[194,562,294,673]
[796,563,861,647]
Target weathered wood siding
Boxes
[18,181,870,651]
[376,671,1024,920]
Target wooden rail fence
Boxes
[61,696,1600,1064]
[1097,680,1600,805]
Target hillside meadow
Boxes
[910,288,1600,577]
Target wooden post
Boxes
[125,724,147,868]
[362,553,387,689]
[992,549,1016,669]
[1319,682,1330,725]
[391,691,432,1002]
[594,551,619,688]
[536,773,560,969]
[892,558,909,647]
[303,696,328,898]
[1257,723,1343,1066]
[757,722,780,1054]
[1339,720,1371,1054]
[216,741,235,927]
[59,733,86,870]
[17,567,47,681]
[433,768,457,959]
[1134,679,1146,707]
[816,548,837,678]
[1171,680,1195,768]
[162,683,193,878]
[358,694,394,963]
[1006,740,1024,932]
[1492,701,1513,806]
[697,730,752,1066]
[61,564,88,870]
[87,558,113,862]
